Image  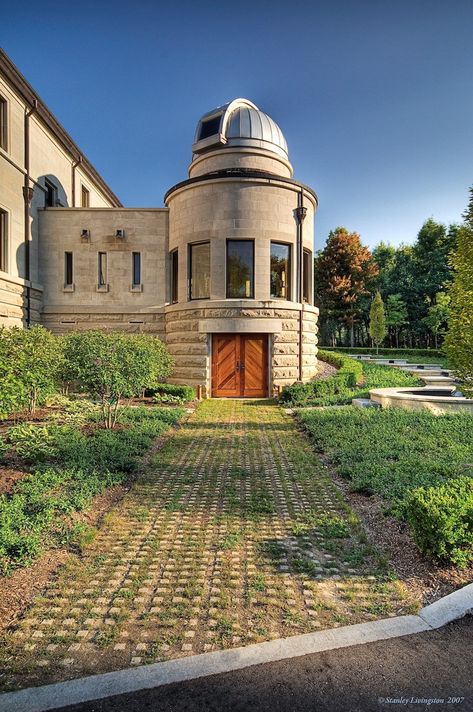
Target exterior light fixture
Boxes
[80,229,90,242]
[295,206,307,224]
[115,229,125,238]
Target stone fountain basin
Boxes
[369,386,473,414]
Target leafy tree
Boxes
[315,228,379,346]
[422,292,450,348]
[369,292,386,353]
[63,331,173,428]
[385,294,408,347]
[0,326,63,414]
[444,189,473,395]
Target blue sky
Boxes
[3,0,472,249]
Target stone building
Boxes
[0,51,318,396]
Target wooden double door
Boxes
[211,334,268,398]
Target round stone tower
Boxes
[164,98,318,397]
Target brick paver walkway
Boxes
[0,400,418,690]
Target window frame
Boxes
[98,251,107,288]
[132,251,141,288]
[81,185,90,208]
[0,209,8,273]
[170,249,178,304]
[44,178,57,208]
[226,239,255,299]
[0,95,8,152]
[188,240,211,301]
[270,240,292,301]
[64,251,73,288]
[303,248,312,304]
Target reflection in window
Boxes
[303,249,312,303]
[132,252,141,287]
[170,249,178,303]
[227,240,254,298]
[64,252,73,286]
[98,252,107,287]
[189,242,210,299]
[198,115,221,140]
[270,242,291,299]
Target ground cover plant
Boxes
[297,407,473,566]
[0,403,184,574]
[281,352,422,407]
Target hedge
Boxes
[145,383,196,403]
[320,347,444,358]
[405,476,473,568]
[280,350,363,405]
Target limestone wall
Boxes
[188,147,293,178]
[39,208,168,332]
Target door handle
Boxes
[236,360,240,373]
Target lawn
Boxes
[297,407,473,517]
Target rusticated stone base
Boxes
[164,301,318,395]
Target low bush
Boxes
[8,423,55,463]
[280,350,363,405]
[405,477,473,568]
[146,383,196,403]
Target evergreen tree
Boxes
[444,189,473,395]
[369,292,386,354]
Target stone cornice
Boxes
[164,168,318,206]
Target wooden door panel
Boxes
[211,335,240,397]
[212,333,268,398]
[242,335,268,397]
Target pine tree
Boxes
[369,291,386,354]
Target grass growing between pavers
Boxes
[0,400,420,691]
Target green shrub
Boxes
[280,350,363,405]
[62,331,174,428]
[405,477,473,567]
[8,423,55,463]
[0,326,64,415]
[146,383,195,403]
